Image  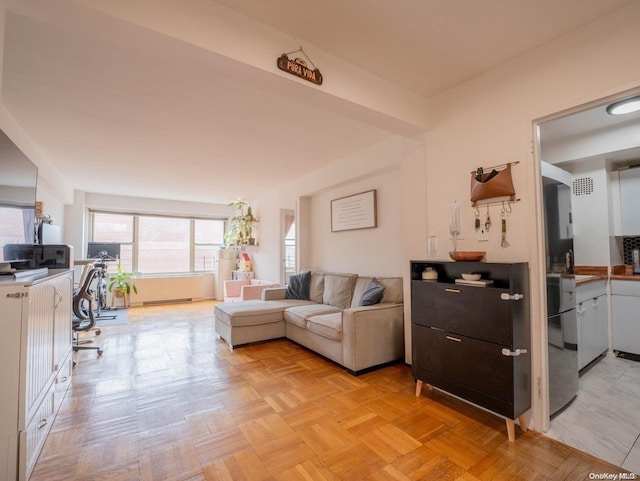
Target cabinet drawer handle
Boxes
[501,293,524,301]
[37,418,48,430]
[59,376,68,384]
[446,335,462,342]
[501,348,527,357]
[445,288,461,294]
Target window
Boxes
[91,213,134,273]
[139,216,190,274]
[90,211,225,275]
[194,219,224,271]
[0,207,32,261]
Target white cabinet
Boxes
[620,167,640,235]
[576,279,608,369]
[0,270,73,481]
[611,280,640,357]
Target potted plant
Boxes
[225,199,257,246]
[108,264,138,305]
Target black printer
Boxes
[3,244,74,270]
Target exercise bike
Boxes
[75,251,118,321]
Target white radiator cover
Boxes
[126,274,215,306]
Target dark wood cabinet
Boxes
[410,261,531,441]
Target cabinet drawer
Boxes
[412,325,513,401]
[576,280,606,304]
[411,281,512,345]
[54,355,73,413]
[611,280,640,296]
[20,389,54,481]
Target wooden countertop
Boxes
[610,274,640,281]
[575,275,607,286]
[609,264,640,281]
[572,265,640,282]
[572,266,607,286]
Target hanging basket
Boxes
[470,163,516,204]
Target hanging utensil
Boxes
[484,204,491,231]
[501,202,510,248]
[449,201,461,252]
[474,204,481,231]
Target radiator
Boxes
[128,275,213,306]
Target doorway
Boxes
[534,88,640,473]
[281,209,296,285]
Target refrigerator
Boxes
[543,176,579,417]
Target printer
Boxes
[3,244,74,270]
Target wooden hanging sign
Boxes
[277,53,323,85]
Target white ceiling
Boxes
[1,0,636,204]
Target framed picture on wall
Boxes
[331,189,377,232]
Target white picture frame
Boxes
[331,190,377,232]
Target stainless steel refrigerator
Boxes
[543,176,579,417]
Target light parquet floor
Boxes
[31,301,627,481]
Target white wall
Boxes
[36,176,66,234]
[253,135,425,283]
[306,169,402,276]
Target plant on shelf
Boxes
[107,263,138,298]
[225,199,257,246]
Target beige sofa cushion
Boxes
[309,272,325,304]
[215,300,303,327]
[284,303,342,328]
[323,273,357,309]
[307,313,342,341]
[350,276,403,307]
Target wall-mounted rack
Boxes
[470,161,519,207]
[469,160,520,175]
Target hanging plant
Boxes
[225,199,257,246]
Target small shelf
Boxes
[410,260,526,290]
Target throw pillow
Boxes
[359,277,385,306]
[285,270,311,300]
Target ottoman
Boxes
[214,300,291,348]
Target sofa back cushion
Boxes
[309,272,325,304]
[351,276,403,307]
[322,273,357,309]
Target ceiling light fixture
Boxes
[606,95,640,115]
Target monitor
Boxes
[87,242,120,260]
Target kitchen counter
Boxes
[573,266,607,285]
[610,264,640,281]
[574,274,606,286]
[610,274,640,281]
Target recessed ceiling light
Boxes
[606,95,640,115]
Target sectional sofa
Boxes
[214,271,404,374]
